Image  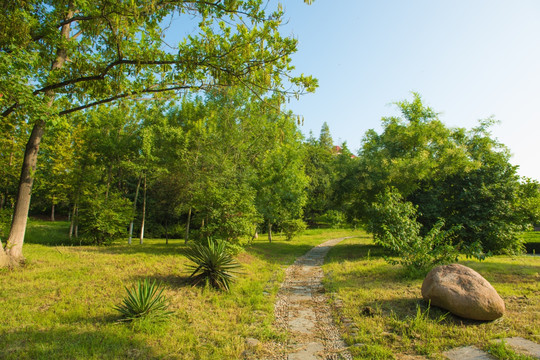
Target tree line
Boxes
[2,91,539,257]
[1,1,539,268]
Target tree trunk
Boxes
[51,196,55,222]
[69,203,77,239]
[185,207,192,244]
[165,219,169,245]
[74,206,78,239]
[139,174,146,245]
[268,223,273,243]
[128,174,142,245]
[3,120,46,264]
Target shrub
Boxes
[368,188,461,276]
[281,219,307,241]
[114,279,172,322]
[78,187,133,245]
[318,210,347,228]
[185,239,241,291]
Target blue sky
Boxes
[277,0,540,180]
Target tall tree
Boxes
[0,0,316,266]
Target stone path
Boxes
[271,237,353,360]
[443,338,540,360]
[251,237,540,360]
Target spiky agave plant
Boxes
[185,239,242,291]
[115,278,172,322]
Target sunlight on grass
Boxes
[0,220,358,359]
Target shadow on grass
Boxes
[131,273,191,289]
[0,327,156,359]
[362,296,493,328]
[325,242,389,263]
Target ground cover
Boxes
[323,233,540,360]
[0,219,356,359]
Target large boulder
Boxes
[421,264,505,321]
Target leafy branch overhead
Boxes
[0,0,318,121]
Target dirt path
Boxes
[269,237,353,360]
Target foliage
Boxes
[317,210,347,228]
[368,188,460,276]
[0,0,317,263]
[281,219,307,241]
[185,239,242,291]
[78,187,133,245]
[0,208,12,241]
[351,93,536,255]
[114,279,171,323]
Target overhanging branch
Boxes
[58,84,198,116]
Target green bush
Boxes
[114,278,172,323]
[281,218,307,241]
[185,239,241,291]
[368,188,461,276]
[317,210,347,228]
[78,187,133,245]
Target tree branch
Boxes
[58,84,198,116]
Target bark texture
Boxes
[4,120,46,263]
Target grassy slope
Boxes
[0,220,355,359]
[323,234,540,360]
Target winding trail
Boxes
[271,237,353,360]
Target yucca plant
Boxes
[185,239,242,291]
[114,278,172,322]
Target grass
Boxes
[323,232,540,360]
[485,340,536,360]
[0,219,356,359]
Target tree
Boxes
[303,126,336,224]
[353,94,537,254]
[0,0,316,266]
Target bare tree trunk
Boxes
[165,219,169,245]
[268,223,273,243]
[69,203,77,239]
[74,206,78,239]
[185,207,192,244]
[128,174,142,245]
[139,174,146,245]
[3,120,46,264]
[51,196,55,222]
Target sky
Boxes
[275,0,540,180]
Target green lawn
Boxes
[323,234,540,360]
[0,220,356,359]
[2,221,539,359]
